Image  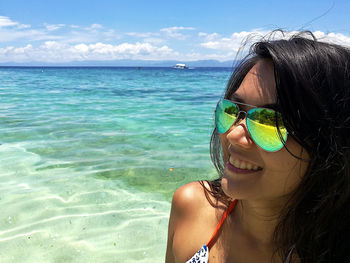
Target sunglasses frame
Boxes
[215,99,288,152]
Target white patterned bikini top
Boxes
[185,200,237,263]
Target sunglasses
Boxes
[215,99,288,152]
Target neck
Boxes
[232,198,286,247]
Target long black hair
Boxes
[208,31,350,262]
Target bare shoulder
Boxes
[172,181,209,216]
[165,181,224,263]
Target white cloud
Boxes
[40,41,63,50]
[92,24,103,29]
[143,37,165,45]
[0,44,33,61]
[160,26,196,40]
[0,28,63,43]
[0,41,176,62]
[201,30,350,52]
[0,17,65,43]
[126,32,159,38]
[313,31,350,46]
[125,32,164,45]
[198,32,220,41]
[0,16,31,31]
[200,30,267,52]
[161,26,195,31]
[103,29,122,40]
[45,23,65,31]
[13,44,33,54]
[125,32,165,45]
[0,25,120,44]
[198,30,350,61]
[85,24,103,30]
[17,24,31,29]
[0,16,18,27]
[73,43,89,53]
[177,51,236,62]
[60,29,121,44]
[1,16,350,64]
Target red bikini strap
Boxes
[206,199,237,248]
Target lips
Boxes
[229,156,261,170]
[226,156,262,174]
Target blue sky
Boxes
[0,0,349,63]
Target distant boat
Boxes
[173,63,188,69]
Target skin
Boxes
[165,60,309,263]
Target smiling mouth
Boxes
[228,156,263,172]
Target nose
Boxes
[225,117,254,150]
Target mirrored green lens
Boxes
[246,108,287,152]
[215,100,239,134]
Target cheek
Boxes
[265,137,309,170]
[262,140,309,194]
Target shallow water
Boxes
[0,67,232,262]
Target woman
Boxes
[165,32,350,263]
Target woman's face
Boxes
[220,59,309,203]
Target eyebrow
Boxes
[231,93,278,110]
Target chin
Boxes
[221,175,246,200]
[221,176,233,198]
[221,170,262,201]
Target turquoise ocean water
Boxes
[0,67,232,262]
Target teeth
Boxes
[229,156,261,171]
